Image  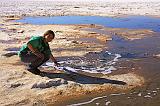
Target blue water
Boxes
[15,16,160,32]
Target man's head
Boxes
[43,30,55,42]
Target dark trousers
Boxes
[20,51,50,70]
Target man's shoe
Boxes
[32,68,41,75]
[27,67,41,75]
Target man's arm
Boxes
[50,53,59,66]
[27,43,44,59]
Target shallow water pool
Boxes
[15,16,160,32]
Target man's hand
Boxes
[54,61,60,66]
[50,54,60,66]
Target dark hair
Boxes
[44,30,55,37]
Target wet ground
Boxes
[11,16,160,106]
[57,29,160,106]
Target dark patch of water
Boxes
[120,52,148,58]
[108,34,160,58]
[0,39,18,44]
[0,24,4,26]
[85,28,160,59]
[0,28,6,31]
[2,52,18,57]
[5,47,20,51]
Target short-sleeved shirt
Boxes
[18,36,51,57]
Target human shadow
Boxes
[40,71,127,85]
